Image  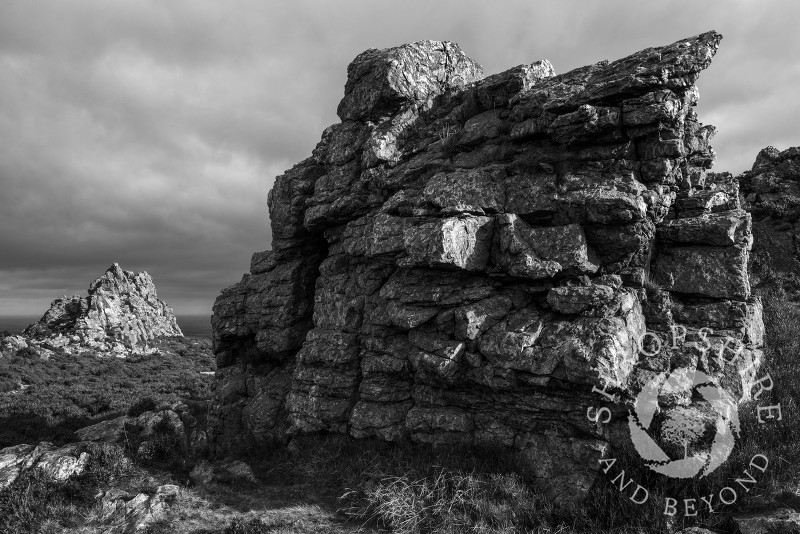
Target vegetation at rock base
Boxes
[0,442,131,533]
[0,336,214,447]
[206,283,799,534]
[3,292,800,533]
[0,283,799,534]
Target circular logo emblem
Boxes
[628,367,740,479]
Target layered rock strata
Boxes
[211,33,763,506]
[12,263,182,356]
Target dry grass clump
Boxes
[346,468,547,534]
[278,435,558,534]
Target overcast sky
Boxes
[1,0,798,316]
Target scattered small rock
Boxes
[735,508,800,534]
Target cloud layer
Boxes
[1,0,798,315]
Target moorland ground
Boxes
[1,285,799,533]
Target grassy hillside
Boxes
[0,336,214,447]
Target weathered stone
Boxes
[100,483,179,533]
[343,213,410,257]
[402,216,494,271]
[337,40,483,122]
[209,31,762,512]
[653,245,750,299]
[0,335,29,357]
[658,209,751,246]
[454,296,513,340]
[0,442,110,489]
[492,214,599,279]
[20,264,181,356]
[547,284,615,314]
[406,406,473,444]
[350,401,412,441]
[471,61,555,110]
[74,405,208,459]
[75,416,128,443]
[189,459,215,486]
[738,146,800,283]
[421,167,506,215]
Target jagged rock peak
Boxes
[19,263,182,356]
[750,145,800,174]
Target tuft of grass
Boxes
[346,467,549,534]
[276,435,555,534]
[224,517,272,534]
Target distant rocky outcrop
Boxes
[210,33,763,507]
[1,264,182,357]
[736,146,800,287]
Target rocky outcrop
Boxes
[210,33,763,507]
[6,263,182,357]
[99,484,180,534]
[737,146,800,286]
[0,441,119,490]
[75,402,209,459]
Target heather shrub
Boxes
[127,396,159,417]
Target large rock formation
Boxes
[8,263,182,356]
[737,146,800,286]
[210,33,763,506]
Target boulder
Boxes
[99,484,179,534]
[0,441,106,489]
[74,403,210,459]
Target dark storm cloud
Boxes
[1,0,798,315]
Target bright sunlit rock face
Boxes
[6,263,183,357]
[210,33,763,507]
